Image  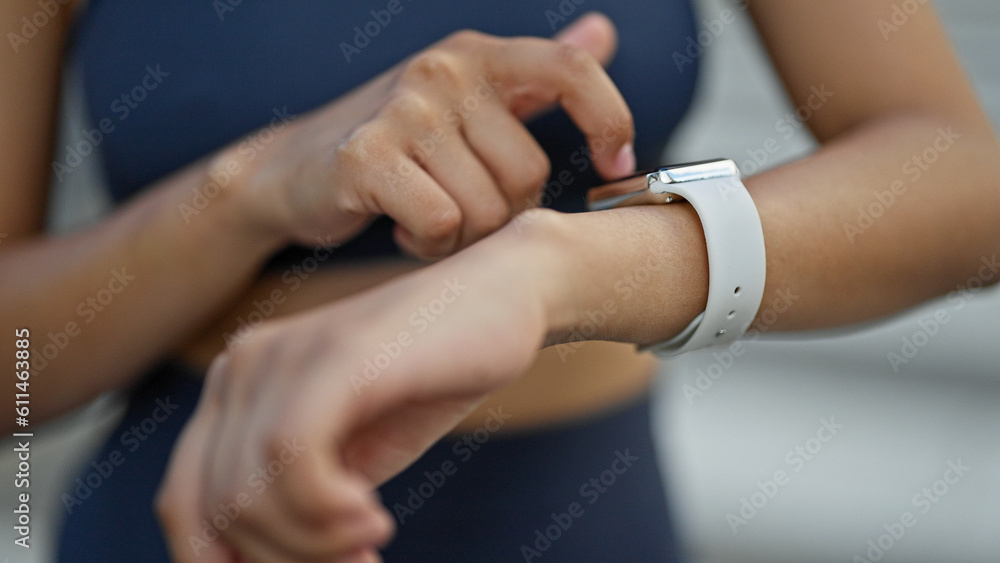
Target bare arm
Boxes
[155,5,1000,559]
[542,0,1000,340]
[0,0,286,429]
[0,14,638,431]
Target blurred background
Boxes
[2,0,998,561]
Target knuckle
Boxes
[443,29,487,49]
[332,137,367,179]
[332,127,395,211]
[332,185,369,219]
[553,43,597,81]
[474,201,512,237]
[385,90,438,130]
[501,151,549,205]
[519,151,551,192]
[420,203,462,243]
[401,49,465,89]
[334,122,385,170]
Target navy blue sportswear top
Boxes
[72,0,700,263]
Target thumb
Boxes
[554,12,619,67]
[156,356,238,562]
[156,405,238,562]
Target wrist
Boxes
[499,204,710,349]
[487,208,583,344]
[198,146,290,257]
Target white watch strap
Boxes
[588,160,766,357]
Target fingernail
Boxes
[614,143,635,177]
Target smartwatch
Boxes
[587,159,766,357]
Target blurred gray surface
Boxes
[1,1,998,562]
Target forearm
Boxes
[527,113,1000,347]
[0,158,283,428]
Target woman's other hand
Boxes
[228,12,635,259]
[155,217,559,562]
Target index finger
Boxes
[471,33,636,180]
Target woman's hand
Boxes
[153,195,707,562]
[227,12,635,259]
[155,216,561,562]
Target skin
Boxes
[1,2,998,563]
[159,3,1000,563]
[0,7,645,561]
[0,12,635,429]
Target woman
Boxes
[1,1,997,562]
